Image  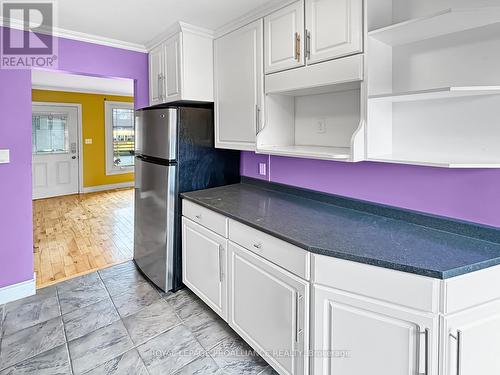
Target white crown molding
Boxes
[32,84,133,97]
[214,0,296,38]
[1,17,148,53]
[145,21,215,51]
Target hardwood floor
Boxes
[33,188,134,288]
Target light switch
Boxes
[85,139,93,145]
[258,162,267,176]
[0,149,10,164]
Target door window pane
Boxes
[112,108,135,167]
[32,114,69,154]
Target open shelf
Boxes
[369,151,500,169]
[368,7,500,46]
[369,86,500,102]
[257,145,352,160]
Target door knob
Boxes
[71,156,77,159]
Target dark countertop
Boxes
[181,179,500,279]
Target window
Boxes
[32,113,69,154]
[105,101,135,175]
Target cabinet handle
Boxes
[253,242,262,249]
[158,74,162,101]
[450,330,462,375]
[295,292,303,343]
[255,105,261,135]
[218,244,223,282]
[295,32,301,61]
[418,328,429,375]
[195,214,202,220]
[305,29,311,60]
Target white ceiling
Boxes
[24,0,282,49]
[32,70,134,96]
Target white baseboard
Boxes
[82,181,134,193]
[0,273,36,305]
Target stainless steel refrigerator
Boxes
[133,105,239,292]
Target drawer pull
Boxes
[218,244,223,282]
[418,328,429,375]
[450,330,462,375]
[295,292,303,343]
[195,214,202,220]
[253,243,263,249]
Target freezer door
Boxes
[135,108,177,161]
[134,157,177,291]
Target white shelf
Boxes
[257,145,352,161]
[368,7,500,46]
[369,152,500,169]
[369,86,500,102]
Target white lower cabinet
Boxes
[228,241,309,375]
[312,285,438,375]
[441,299,500,375]
[182,201,500,375]
[181,217,227,319]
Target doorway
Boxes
[31,70,136,288]
[32,103,81,200]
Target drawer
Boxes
[229,219,310,280]
[444,263,500,314]
[312,254,440,313]
[182,200,228,237]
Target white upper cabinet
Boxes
[214,20,264,151]
[149,44,165,106]
[313,285,437,375]
[148,23,213,106]
[305,0,363,65]
[164,33,181,101]
[264,1,305,74]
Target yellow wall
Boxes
[32,89,134,188]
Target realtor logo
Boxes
[1,1,58,69]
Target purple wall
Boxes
[0,28,148,289]
[241,151,500,228]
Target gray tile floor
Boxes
[0,261,276,375]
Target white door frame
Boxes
[32,101,84,194]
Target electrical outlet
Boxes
[0,149,10,164]
[85,139,93,145]
[258,162,267,176]
[317,119,327,134]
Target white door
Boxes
[32,105,79,200]
[228,242,309,375]
[312,285,437,375]
[305,0,363,65]
[149,43,165,106]
[264,0,305,74]
[182,217,227,319]
[165,33,182,101]
[215,19,264,151]
[442,299,500,375]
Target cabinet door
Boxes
[149,44,165,106]
[313,285,437,375]
[214,19,264,151]
[305,0,363,65]
[165,33,182,101]
[228,242,309,375]
[442,300,500,375]
[182,217,227,319]
[264,0,305,74]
